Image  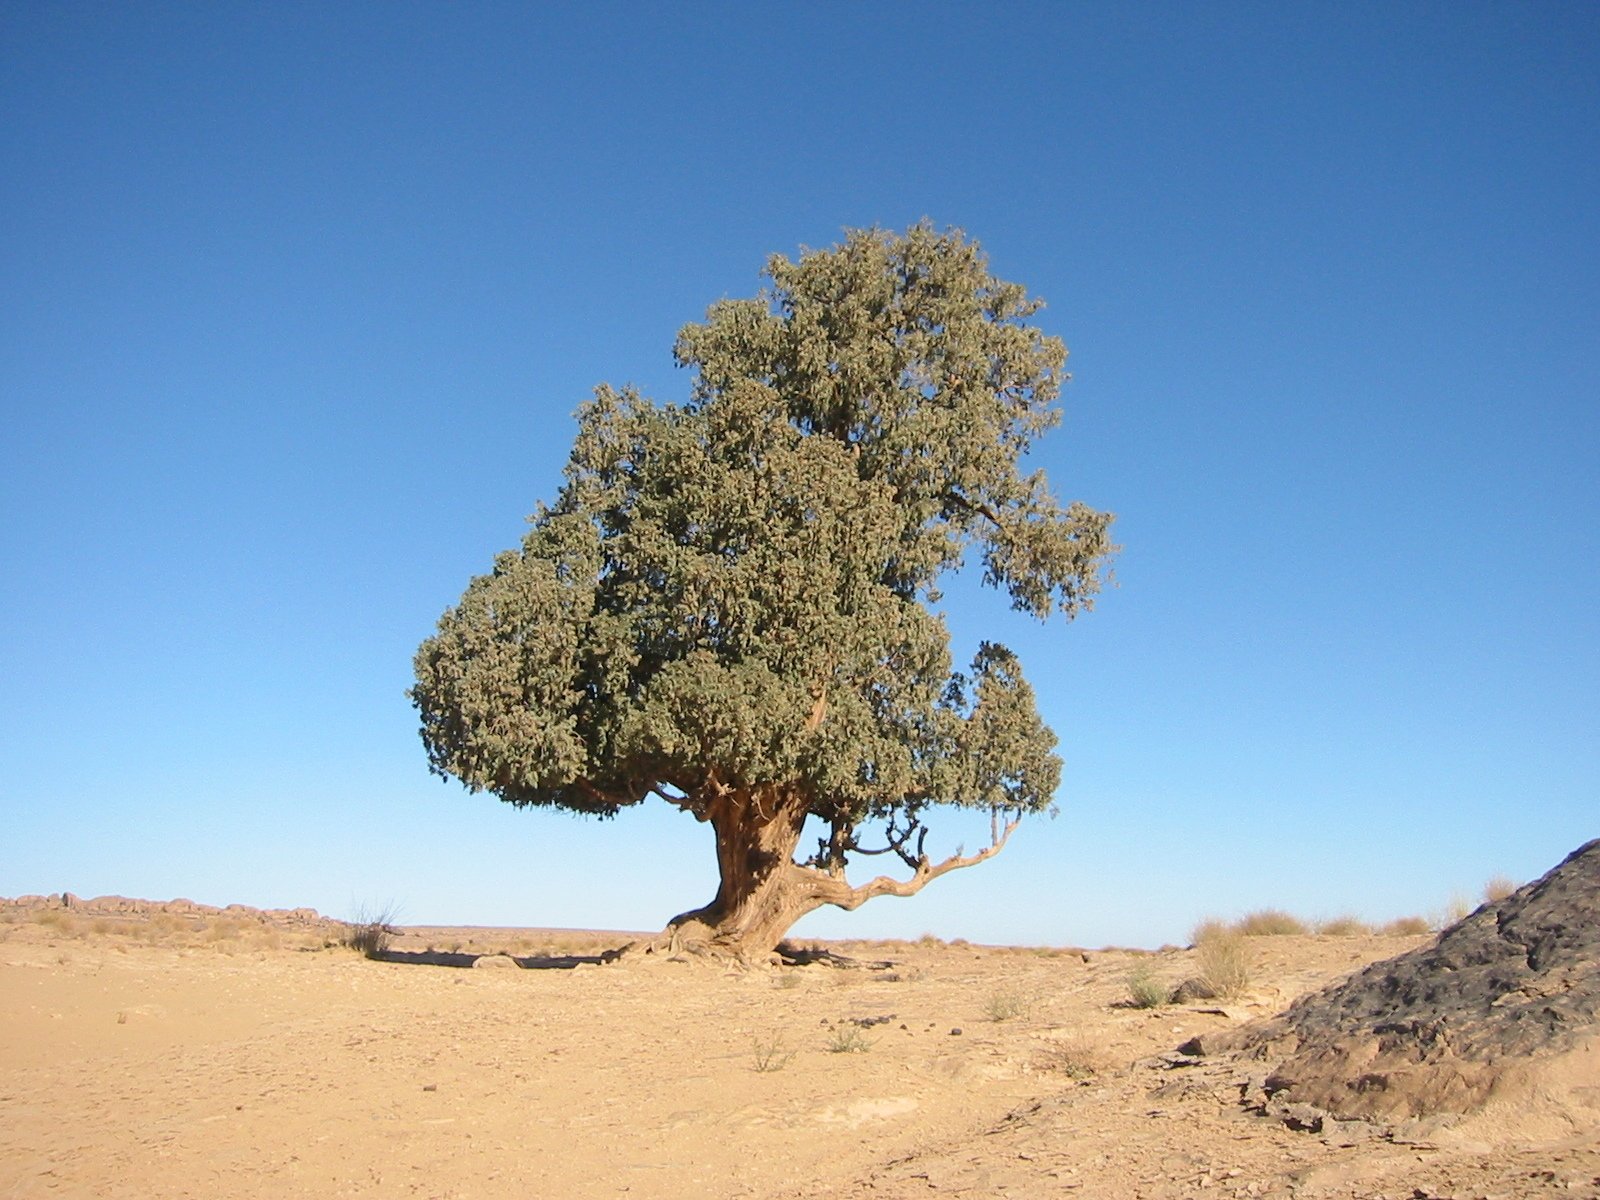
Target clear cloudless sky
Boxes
[3,3,1595,948]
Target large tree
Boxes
[411,224,1116,957]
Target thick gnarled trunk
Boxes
[652,782,1024,961]
[666,787,819,956]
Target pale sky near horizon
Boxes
[3,3,1596,948]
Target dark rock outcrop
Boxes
[1195,839,1600,1125]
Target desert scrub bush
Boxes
[1432,893,1474,931]
[1194,930,1251,999]
[825,1025,871,1053]
[983,988,1033,1022]
[1483,875,1517,903]
[1234,909,1308,937]
[204,917,248,943]
[1314,915,1371,937]
[751,1031,794,1072]
[1037,1032,1104,1080]
[1125,963,1172,1009]
[1379,915,1430,936]
[343,903,400,959]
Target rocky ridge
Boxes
[1183,838,1600,1134]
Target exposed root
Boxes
[775,942,893,970]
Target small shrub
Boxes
[33,909,72,930]
[774,971,802,990]
[1038,1032,1104,1080]
[1380,915,1431,936]
[205,918,247,943]
[1315,915,1370,937]
[1125,963,1171,1009]
[1195,931,1251,999]
[751,1032,794,1072]
[1234,909,1308,937]
[984,988,1032,1022]
[1483,875,1517,903]
[344,903,401,959]
[1432,894,1474,931]
[825,1025,871,1053]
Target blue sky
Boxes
[3,3,1595,948]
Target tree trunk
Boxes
[664,786,820,957]
[642,784,1024,962]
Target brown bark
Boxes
[665,784,815,956]
[660,782,1024,959]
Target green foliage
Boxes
[825,1025,872,1053]
[983,987,1033,1022]
[750,1031,794,1072]
[410,224,1115,937]
[1125,962,1171,1009]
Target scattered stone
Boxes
[1170,978,1218,1004]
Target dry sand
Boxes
[3,902,1596,1199]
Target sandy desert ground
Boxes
[2,900,1596,1199]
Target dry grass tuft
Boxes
[1233,909,1308,937]
[1314,915,1371,937]
[1432,893,1475,931]
[1037,1031,1106,1080]
[32,909,77,933]
[1194,930,1252,998]
[1483,875,1518,903]
[983,988,1033,1022]
[343,903,401,959]
[1379,915,1431,936]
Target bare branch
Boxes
[791,818,1022,912]
[847,810,927,870]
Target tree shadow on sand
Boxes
[370,949,611,970]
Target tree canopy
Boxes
[411,223,1116,955]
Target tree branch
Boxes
[941,488,1004,529]
[847,810,928,871]
[793,816,1021,911]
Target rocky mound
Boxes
[2,891,341,936]
[1189,839,1600,1134]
